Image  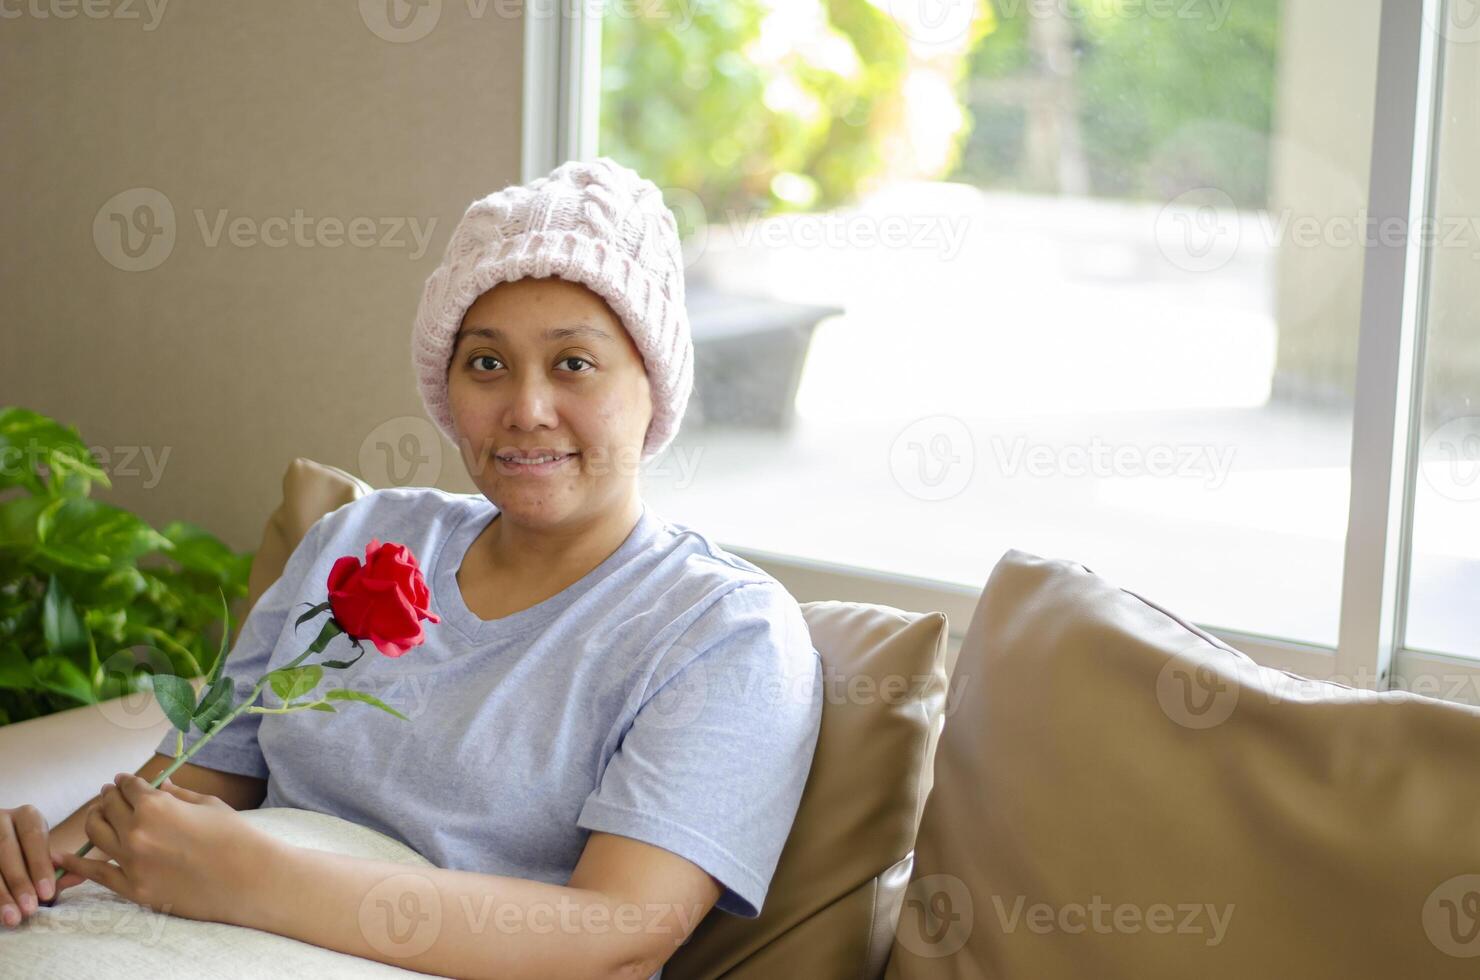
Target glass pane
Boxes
[1406,15,1480,659]
[602,0,1381,646]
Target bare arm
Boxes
[230,829,721,980]
[48,754,266,856]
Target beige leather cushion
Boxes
[244,457,371,617]
[666,602,951,980]
[258,459,954,980]
[887,549,1480,980]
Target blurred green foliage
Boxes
[957,0,1281,207]
[602,0,1281,217]
[0,407,252,725]
[600,0,911,223]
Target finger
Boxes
[83,802,124,858]
[99,783,134,833]
[47,852,88,895]
[11,805,55,905]
[160,778,212,805]
[55,850,127,897]
[0,827,36,923]
[116,772,157,809]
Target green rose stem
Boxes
[54,597,407,885]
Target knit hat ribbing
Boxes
[412,157,693,462]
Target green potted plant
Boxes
[0,407,252,726]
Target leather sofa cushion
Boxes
[888,548,1480,979]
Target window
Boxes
[1406,20,1480,661]
[526,0,1477,699]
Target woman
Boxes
[9,158,825,980]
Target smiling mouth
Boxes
[494,452,578,467]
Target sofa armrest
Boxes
[0,694,174,826]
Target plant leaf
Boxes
[306,619,342,655]
[151,673,197,731]
[31,498,173,572]
[270,664,323,703]
[192,672,235,732]
[294,601,333,631]
[325,688,409,721]
[320,646,366,670]
[308,702,337,712]
[206,588,232,687]
[31,655,96,704]
[41,575,90,664]
[0,642,34,690]
[0,407,109,495]
[159,521,252,585]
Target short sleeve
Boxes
[153,505,342,779]
[576,581,824,918]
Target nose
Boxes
[502,370,559,433]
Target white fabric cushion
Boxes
[0,808,442,978]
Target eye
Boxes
[558,356,595,373]
[469,355,502,372]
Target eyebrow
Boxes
[455,325,614,347]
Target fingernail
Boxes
[19,894,36,914]
[1,906,18,927]
[37,877,54,901]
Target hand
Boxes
[0,803,78,928]
[53,772,269,926]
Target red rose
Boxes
[326,538,440,658]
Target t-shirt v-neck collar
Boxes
[432,498,659,643]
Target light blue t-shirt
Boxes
[159,486,823,931]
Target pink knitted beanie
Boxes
[412,156,693,462]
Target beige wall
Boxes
[0,0,520,553]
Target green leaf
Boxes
[294,601,333,631]
[325,688,409,721]
[31,655,96,704]
[206,588,232,687]
[41,575,89,663]
[270,665,323,703]
[159,522,252,585]
[0,408,109,495]
[84,606,128,644]
[28,498,172,572]
[320,645,366,670]
[192,673,235,732]
[308,702,337,713]
[306,619,342,656]
[0,495,51,552]
[151,673,197,731]
[0,642,34,690]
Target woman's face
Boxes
[446,276,653,526]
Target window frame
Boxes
[523,0,1480,705]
